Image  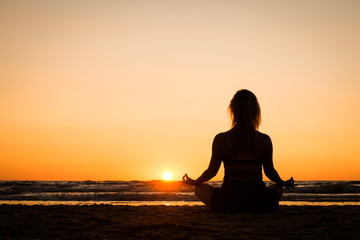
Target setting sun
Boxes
[0,0,359,182]
[163,172,173,181]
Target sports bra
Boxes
[223,157,263,182]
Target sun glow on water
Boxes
[163,171,173,181]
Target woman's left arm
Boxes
[183,134,222,185]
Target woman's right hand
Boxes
[283,177,296,189]
[182,174,197,185]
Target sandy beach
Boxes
[0,205,359,240]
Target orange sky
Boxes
[1,0,359,181]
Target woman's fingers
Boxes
[182,174,197,185]
[284,177,296,189]
[290,177,294,185]
[182,174,190,184]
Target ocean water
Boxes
[0,180,359,206]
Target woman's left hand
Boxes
[284,177,296,189]
[182,174,197,185]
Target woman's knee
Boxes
[195,184,208,197]
[194,184,200,196]
[268,183,283,199]
[194,183,214,207]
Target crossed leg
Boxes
[195,182,283,210]
[267,183,284,199]
[194,183,215,208]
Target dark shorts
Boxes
[210,181,279,213]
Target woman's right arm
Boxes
[262,135,284,186]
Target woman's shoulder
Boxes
[254,131,272,147]
[214,129,236,139]
[255,130,271,140]
[212,131,235,153]
[212,130,235,145]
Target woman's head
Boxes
[228,89,261,132]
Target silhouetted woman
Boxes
[183,89,295,213]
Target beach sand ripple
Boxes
[0,205,359,239]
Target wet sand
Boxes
[0,204,359,239]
